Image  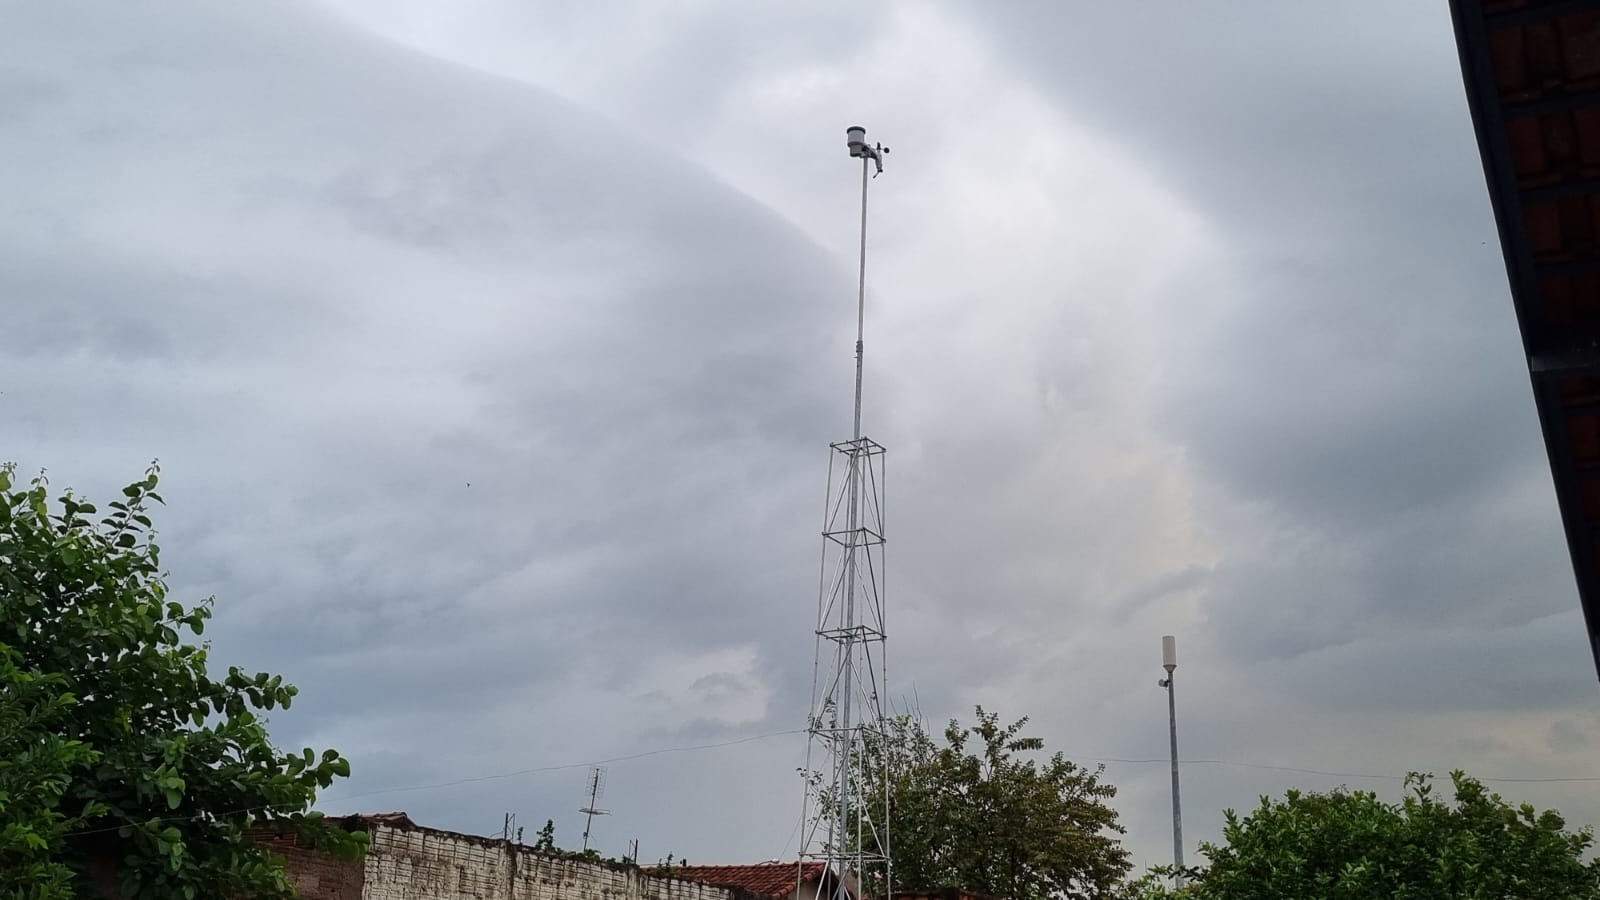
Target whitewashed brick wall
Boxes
[360,824,747,900]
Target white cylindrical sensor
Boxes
[847,125,867,156]
[1162,635,1177,671]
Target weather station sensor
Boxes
[846,125,888,176]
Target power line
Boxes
[57,729,1600,842]
[774,742,812,862]
[318,737,1600,804]
[324,729,808,803]
[1087,756,1400,781]
[60,729,808,839]
[1079,754,1600,784]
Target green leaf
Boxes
[0,465,356,897]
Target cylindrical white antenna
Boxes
[1162,634,1177,672]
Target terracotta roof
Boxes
[1453,0,1600,676]
[678,862,829,898]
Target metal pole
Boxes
[853,152,869,442]
[805,127,887,900]
[1166,674,1183,880]
[1158,635,1184,885]
[829,150,870,900]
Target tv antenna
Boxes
[502,812,523,844]
[579,766,609,853]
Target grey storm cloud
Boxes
[9,0,1600,876]
[2,0,846,859]
[942,2,1580,659]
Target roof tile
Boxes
[678,862,829,898]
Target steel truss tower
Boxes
[799,126,891,900]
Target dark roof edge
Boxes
[1447,0,1600,676]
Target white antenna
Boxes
[798,125,893,900]
[579,766,609,853]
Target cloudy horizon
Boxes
[5,0,1598,875]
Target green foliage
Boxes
[0,646,100,898]
[1116,868,1198,900]
[0,464,367,899]
[645,852,682,876]
[515,818,626,867]
[845,707,1131,900]
[535,819,557,853]
[1137,771,1600,899]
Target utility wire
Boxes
[774,741,813,862]
[1089,756,1401,781]
[60,729,809,839]
[1079,755,1600,784]
[324,729,810,803]
[59,730,1600,840]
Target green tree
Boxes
[1132,771,1600,899]
[0,464,366,899]
[845,707,1131,900]
[0,646,99,899]
[535,819,557,853]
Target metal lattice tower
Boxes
[799,126,891,900]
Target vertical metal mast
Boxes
[851,130,870,442]
[799,126,891,900]
[1158,636,1184,886]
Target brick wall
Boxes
[83,817,754,900]
[80,827,365,900]
[250,827,364,900]
[355,822,754,900]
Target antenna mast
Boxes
[579,766,609,853]
[799,125,892,900]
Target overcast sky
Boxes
[6,0,1599,877]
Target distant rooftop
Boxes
[677,862,830,899]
